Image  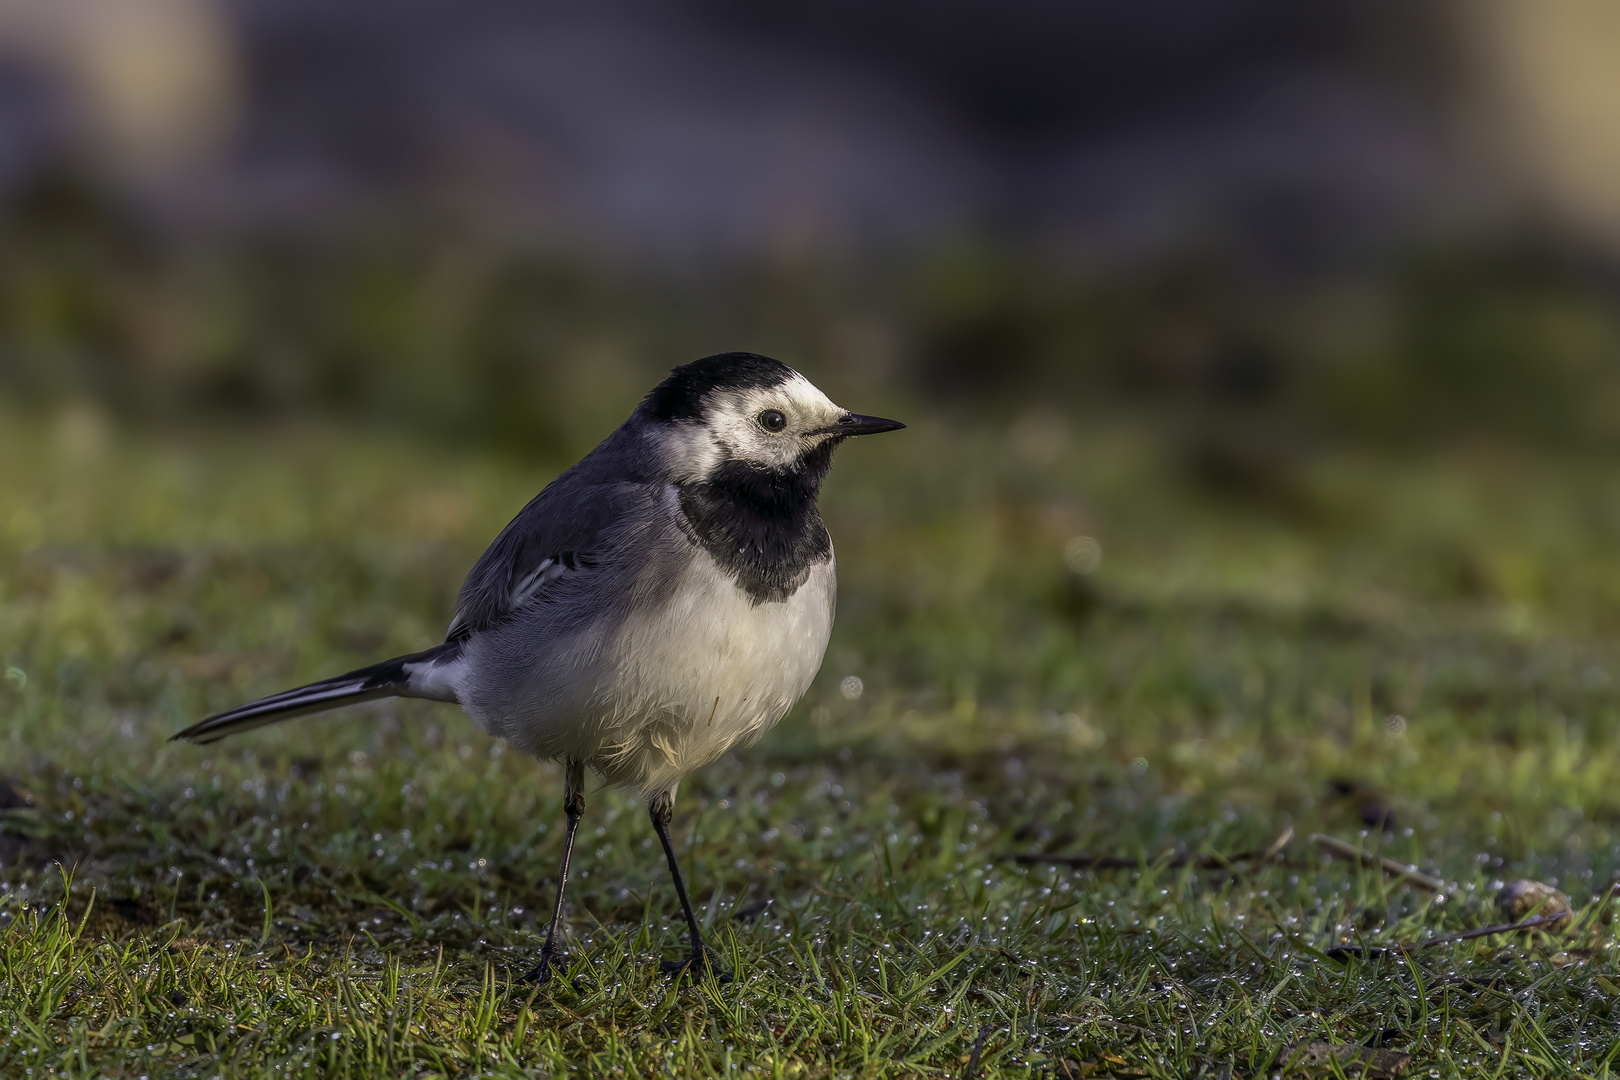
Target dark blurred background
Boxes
[3,0,1620,459]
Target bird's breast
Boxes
[597,548,836,789]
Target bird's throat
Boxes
[676,444,834,603]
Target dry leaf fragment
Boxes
[1278,1040,1411,1078]
[1496,879,1572,932]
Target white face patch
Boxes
[659,372,848,481]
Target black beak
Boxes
[821,412,906,437]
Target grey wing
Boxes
[446,475,645,642]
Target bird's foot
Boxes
[660,944,731,983]
[521,946,563,986]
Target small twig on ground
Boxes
[1420,910,1570,947]
[999,825,1293,871]
[1309,833,1447,893]
[1326,909,1573,961]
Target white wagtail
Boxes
[172,352,903,982]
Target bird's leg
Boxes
[523,759,586,984]
[649,790,730,982]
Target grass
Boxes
[4,403,1620,1078]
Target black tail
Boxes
[170,642,462,745]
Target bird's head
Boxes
[641,352,903,485]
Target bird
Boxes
[171,352,904,984]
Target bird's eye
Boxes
[758,409,787,432]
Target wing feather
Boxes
[444,431,655,641]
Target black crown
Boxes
[642,352,796,422]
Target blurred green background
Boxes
[6,3,1620,1074]
[9,176,1620,459]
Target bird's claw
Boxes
[660,946,731,982]
[521,948,562,986]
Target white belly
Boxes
[588,552,835,797]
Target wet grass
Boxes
[4,407,1620,1077]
